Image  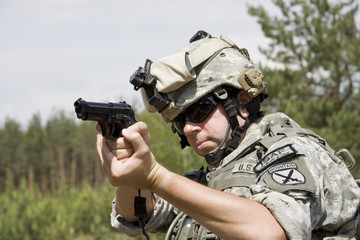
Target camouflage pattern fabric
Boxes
[110,194,177,237]
[110,112,360,239]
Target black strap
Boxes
[134,189,150,240]
[213,88,240,130]
[225,125,245,154]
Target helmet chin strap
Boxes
[204,117,252,165]
[204,122,231,165]
[204,88,260,165]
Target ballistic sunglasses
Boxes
[172,95,218,134]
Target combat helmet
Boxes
[130,30,268,164]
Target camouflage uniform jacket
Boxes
[110,112,360,239]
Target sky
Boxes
[0,0,298,129]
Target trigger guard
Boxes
[112,123,123,138]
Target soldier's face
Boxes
[183,90,250,157]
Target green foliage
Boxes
[0,179,165,240]
[248,0,360,177]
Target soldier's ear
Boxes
[236,90,252,105]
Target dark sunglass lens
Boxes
[172,96,217,133]
[188,103,213,123]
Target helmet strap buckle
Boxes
[225,125,245,155]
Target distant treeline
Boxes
[0,110,202,196]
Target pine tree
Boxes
[248,0,360,176]
[0,118,24,191]
[24,113,45,193]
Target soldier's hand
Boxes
[96,121,158,189]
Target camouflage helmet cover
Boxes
[141,35,267,122]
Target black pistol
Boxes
[74,98,136,139]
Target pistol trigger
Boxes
[108,123,116,139]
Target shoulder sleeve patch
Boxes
[260,156,316,195]
[254,144,297,173]
[269,163,305,185]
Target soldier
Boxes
[96,31,360,239]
